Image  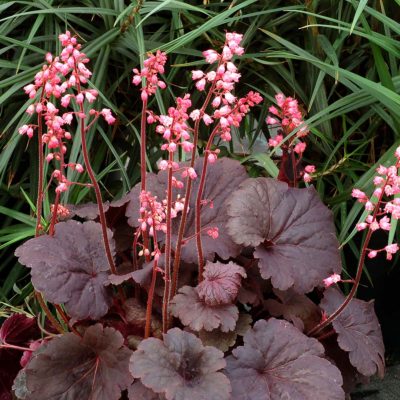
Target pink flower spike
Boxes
[132,75,141,85]
[305,165,316,173]
[351,189,367,201]
[356,222,368,231]
[323,273,341,287]
[202,114,213,125]
[75,163,84,173]
[26,105,35,115]
[187,167,197,180]
[365,201,374,211]
[181,141,194,153]
[203,50,219,64]
[385,244,399,260]
[195,78,206,91]
[294,142,306,154]
[303,173,312,183]
[158,160,169,170]
[141,90,148,102]
[395,146,400,160]
[376,165,387,175]
[379,216,391,231]
[368,250,378,259]
[206,227,219,239]
[266,116,278,125]
[191,70,204,80]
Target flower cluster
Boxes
[352,147,400,260]
[138,190,185,241]
[191,32,262,144]
[132,50,167,101]
[266,93,309,147]
[266,93,315,184]
[19,31,115,193]
[323,273,342,288]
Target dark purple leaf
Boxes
[197,313,252,352]
[323,336,370,394]
[226,318,344,400]
[15,220,114,320]
[128,381,166,400]
[226,178,341,293]
[265,288,321,332]
[125,158,247,263]
[321,288,385,377]
[130,328,231,400]
[170,286,238,332]
[197,261,246,306]
[67,201,110,220]
[18,324,133,400]
[0,314,39,346]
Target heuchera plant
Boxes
[0,31,392,400]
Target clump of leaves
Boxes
[3,30,387,400]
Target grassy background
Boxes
[0,0,399,355]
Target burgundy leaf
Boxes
[130,328,231,400]
[226,178,341,293]
[226,318,345,400]
[15,220,114,320]
[197,261,246,306]
[170,286,238,332]
[0,314,39,346]
[321,287,385,377]
[67,201,110,220]
[128,381,166,400]
[197,313,252,352]
[17,324,133,400]
[125,158,247,263]
[265,288,321,332]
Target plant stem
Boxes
[162,152,173,333]
[140,99,151,261]
[74,71,117,276]
[35,91,45,236]
[35,292,64,334]
[307,183,387,337]
[170,80,218,299]
[195,125,219,281]
[144,257,158,338]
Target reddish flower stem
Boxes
[144,256,158,338]
[48,192,60,236]
[74,69,117,276]
[35,91,45,236]
[195,125,219,281]
[35,291,64,334]
[33,89,66,334]
[54,304,81,336]
[162,152,174,333]
[0,343,32,352]
[170,79,218,300]
[144,219,159,338]
[307,181,388,337]
[140,99,151,262]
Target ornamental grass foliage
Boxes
[0,30,395,400]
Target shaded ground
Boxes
[352,364,400,399]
